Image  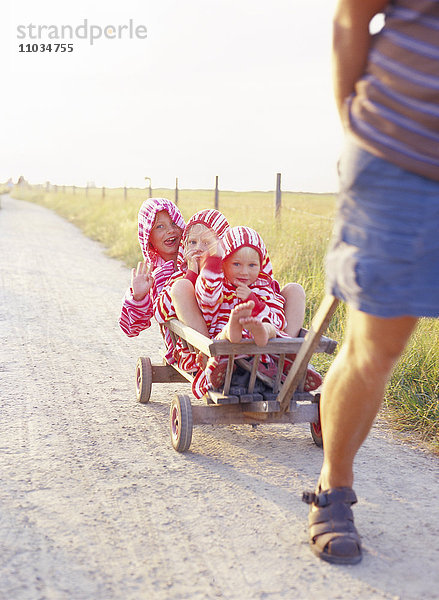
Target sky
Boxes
[2,0,344,192]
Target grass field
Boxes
[10,185,439,451]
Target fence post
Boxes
[175,177,179,205]
[144,177,152,198]
[124,186,127,200]
[214,175,219,210]
[102,187,105,198]
[275,173,282,220]
[86,185,89,198]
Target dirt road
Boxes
[1,194,438,600]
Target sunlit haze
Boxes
[3,0,345,192]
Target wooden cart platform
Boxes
[135,296,339,452]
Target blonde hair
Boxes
[186,223,209,239]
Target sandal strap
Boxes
[308,502,357,533]
[302,486,357,507]
[303,486,362,564]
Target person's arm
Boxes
[251,286,287,333]
[184,269,198,285]
[119,288,153,336]
[235,284,267,316]
[332,0,389,125]
[130,261,153,302]
[195,255,224,310]
[195,235,225,311]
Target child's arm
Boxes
[194,233,225,314]
[183,244,202,275]
[234,282,267,316]
[130,261,152,300]
[119,287,154,337]
[195,255,224,313]
[250,285,287,333]
[119,260,174,337]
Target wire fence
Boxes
[12,173,336,222]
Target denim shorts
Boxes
[326,136,439,318]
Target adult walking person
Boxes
[303,0,439,564]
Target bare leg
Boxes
[319,307,418,490]
[281,283,305,337]
[223,300,254,342]
[170,279,209,336]
[239,317,275,346]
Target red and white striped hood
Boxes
[137,198,185,268]
[182,209,229,243]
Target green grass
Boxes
[11,185,439,452]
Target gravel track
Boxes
[1,194,438,600]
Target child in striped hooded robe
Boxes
[119,197,185,343]
[192,225,322,398]
[154,208,230,370]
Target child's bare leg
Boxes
[223,300,254,342]
[281,283,305,337]
[239,317,275,346]
[170,279,209,336]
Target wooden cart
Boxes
[135,296,339,452]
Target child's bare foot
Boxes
[227,301,255,342]
[239,316,269,346]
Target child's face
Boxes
[223,247,261,287]
[149,210,183,262]
[185,223,217,266]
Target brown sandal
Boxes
[302,486,362,565]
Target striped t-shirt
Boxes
[348,0,439,182]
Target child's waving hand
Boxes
[131,261,153,301]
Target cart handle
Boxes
[278,295,339,413]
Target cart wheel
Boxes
[136,357,152,403]
[310,401,323,448]
[170,394,193,452]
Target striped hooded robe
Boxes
[192,226,286,398]
[154,208,230,368]
[119,197,185,337]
